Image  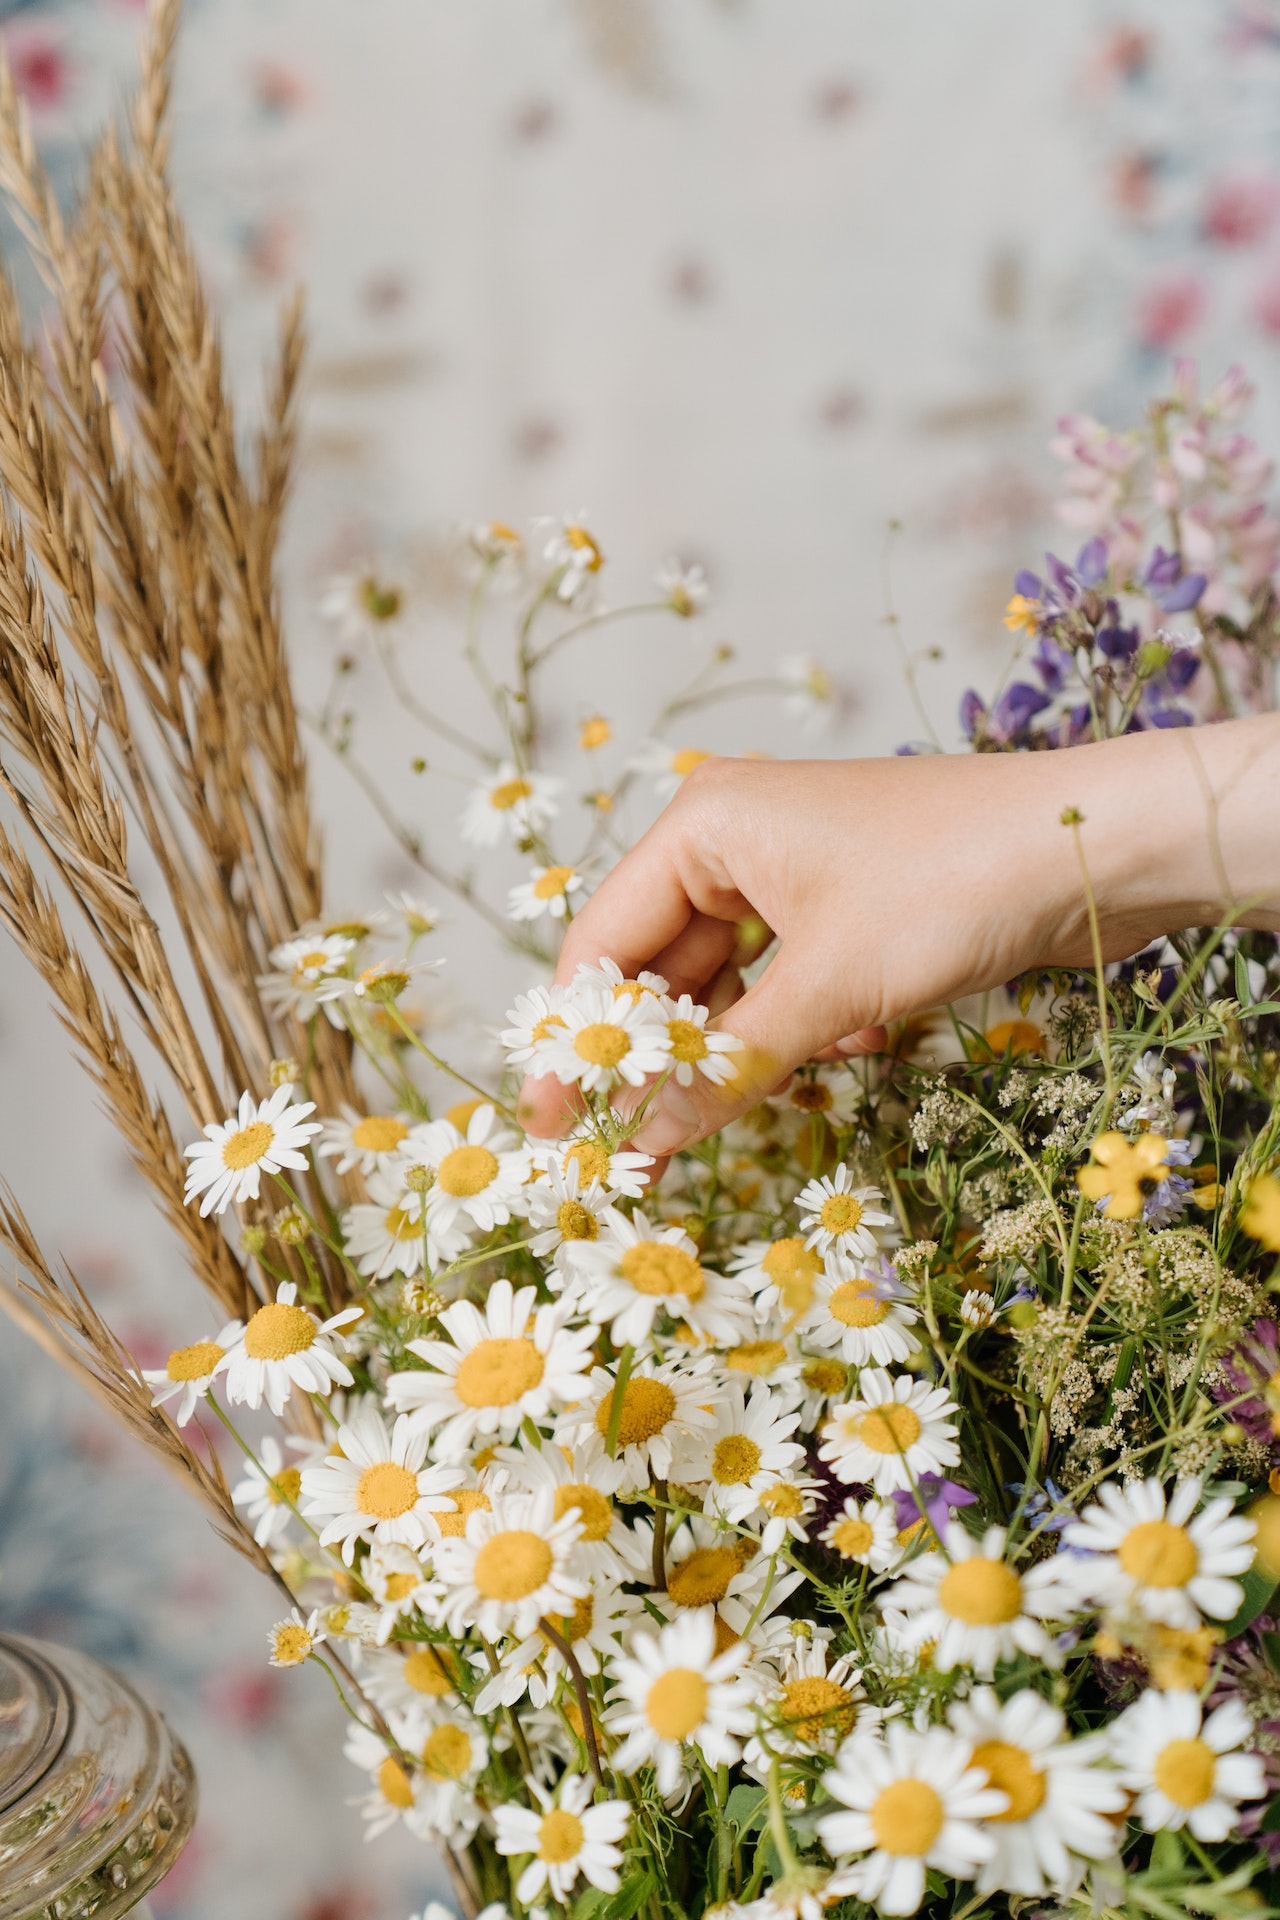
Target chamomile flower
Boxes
[816,1723,1006,1916]
[777,653,838,732]
[607,1609,755,1794]
[574,956,669,1005]
[318,1105,411,1176]
[299,1406,463,1563]
[656,556,709,617]
[387,1279,595,1459]
[883,1525,1084,1678]
[659,993,744,1088]
[342,1170,459,1282]
[651,1512,804,1627]
[358,1643,465,1717]
[820,1497,901,1572]
[796,1168,894,1261]
[362,1542,433,1642]
[757,1473,824,1553]
[319,956,442,1009]
[508,864,587,922]
[344,1722,425,1841]
[494,1774,630,1906]
[948,1688,1127,1897]
[557,1357,718,1487]
[631,741,716,801]
[674,1383,806,1524]
[221,1282,360,1417]
[460,760,562,849]
[795,1354,851,1430]
[1109,1690,1265,1840]
[542,512,605,602]
[772,1063,863,1127]
[318,568,407,643]
[494,1436,627,1581]
[259,933,357,1017]
[1064,1476,1256,1629]
[268,1608,325,1669]
[533,990,672,1095]
[525,1155,618,1277]
[431,1488,587,1639]
[539,1126,655,1200]
[182,1084,322,1217]
[142,1318,241,1425]
[567,1209,753,1349]
[731,1236,826,1327]
[231,1434,306,1547]
[477,1576,635,1713]
[500,984,571,1068]
[798,1257,919,1368]
[744,1639,863,1777]
[818,1368,960,1494]
[413,1104,532,1238]
[401,1710,489,1843]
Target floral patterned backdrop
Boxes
[3,2,1280,1916]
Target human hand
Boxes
[518,718,1280,1156]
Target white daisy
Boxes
[771,1063,863,1128]
[357,1643,465,1717]
[267,1608,325,1669]
[476,1574,635,1713]
[673,1383,806,1524]
[795,1354,851,1430]
[819,1497,901,1572]
[816,1722,1006,1916]
[630,740,716,801]
[777,653,838,732]
[1109,1690,1265,1841]
[431,1488,587,1639]
[818,1368,960,1494]
[344,1721,423,1841]
[494,1774,629,1905]
[318,567,407,643]
[361,1542,434,1643]
[508,864,587,923]
[231,1434,305,1547]
[757,1472,825,1554]
[471,517,526,569]
[411,1104,532,1239]
[557,1357,718,1488]
[220,1282,360,1417]
[318,1105,412,1176]
[797,1257,919,1368]
[259,933,357,1018]
[182,1084,322,1217]
[342,1170,461,1282]
[299,1405,463,1563]
[1063,1476,1256,1629]
[948,1687,1127,1897]
[318,956,441,1010]
[567,1209,753,1349]
[959,1289,998,1330]
[538,1126,655,1200]
[796,1167,894,1261]
[541,511,605,602]
[387,1278,595,1459]
[648,1513,804,1629]
[142,1318,241,1425]
[573,956,670,1006]
[607,1609,755,1794]
[494,1435,628,1581]
[500,984,571,1069]
[401,1709,489,1844]
[656,556,709,617]
[460,760,562,848]
[532,989,673,1095]
[744,1638,862,1777]
[525,1154,618,1278]
[883,1525,1085,1678]
[731,1236,827,1328]
[658,993,743,1089]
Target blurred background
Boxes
[3,2,1280,1915]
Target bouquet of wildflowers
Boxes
[6,12,1280,1920]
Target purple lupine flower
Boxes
[1144,545,1207,612]
[1076,536,1109,587]
[1164,645,1201,690]
[1013,568,1043,600]
[889,1474,977,1537]
[1030,633,1069,692]
[989,680,1051,743]
[958,688,986,740]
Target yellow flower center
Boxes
[855,1402,920,1455]
[402,1647,456,1696]
[382,1571,420,1601]
[778,1676,857,1744]
[491,777,532,811]
[434,1488,490,1537]
[1153,1737,1216,1808]
[454,1336,545,1408]
[580,715,611,751]
[819,1193,864,1237]
[360,579,403,621]
[712,1435,763,1485]
[533,865,575,900]
[531,1015,567,1045]
[594,1376,677,1448]
[645,1668,707,1740]
[972,1739,1047,1822]
[564,525,603,569]
[537,1807,585,1863]
[356,1461,420,1520]
[553,1483,614,1541]
[270,1623,312,1665]
[166,1340,224,1382]
[351,1115,408,1153]
[668,1018,709,1064]
[378,1756,414,1808]
[573,1022,631,1068]
[472,1528,553,1601]
[542,1592,595,1644]
[556,1200,599,1241]
[266,1467,302,1507]
[937,1558,1023,1626]
[727,1340,788,1377]
[830,1516,875,1559]
[790,1081,834,1112]
[564,1140,610,1184]
[761,1483,805,1518]
[761,1237,822,1318]
[1118,1519,1198,1589]
[1148,1624,1220,1692]
[619,1241,706,1300]
[828,1281,887,1328]
[802,1358,847,1396]
[436,1145,499,1197]
[869,1779,944,1857]
[384,1204,423,1243]
[667,1545,740,1608]
[243,1300,316,1361]
[222,1119,275,1171]
[296,949,332,972]
[671,748,711,777]
[422,1723,473,1781]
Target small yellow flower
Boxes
[1003,593,1040,635]
[1241,1174,1280,1251]
[1076,1131,1170,1220]
[981,1019,1045,1058]
[579,715,611,751]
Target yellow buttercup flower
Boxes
[1240,1173,1280,1251]
[1003,593,1040,634]
[1076,1131,1170,1220]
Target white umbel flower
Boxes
[658,993,743,1089]
[142,1318,241,1425]
[607,1608,755,1794]
[818,1368,960,1494]
[182,1084,321,1217]
[566,1209,753,1349]
[1063,1476,1256,1629]
[460,760,561,848]
[508,863,587,922]
[883,1525,1084,1678]
[532,989,673,1094]
[221,1282,361,1417]
[948,1688,1127,1896]
[796,1167,893,1260]
[386,1278,595,1459]
[494,1773,630,1905]
[817,1722,1006,1916]
[431,1488,587,1639]
[1109,1690,1265,1840]
[299,1405,464,1563]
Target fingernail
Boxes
[632,1082,702,1157]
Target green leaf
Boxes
[1261,1631,1280,1678]
[574,1891,610,1920]
[723,1784,769,1834]
[1261,1795,1280,1835]
[1219,1562,1279,1639]
[1148,1829,1183,1874]
[602,1870,657,1920]
[1237,951,1252,1008]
